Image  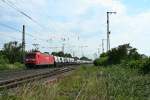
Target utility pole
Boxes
[98,48,100,56]
[107,12,116,51]
[102,39,106,53]
[102,39,104,53]
[22,25,25,63]
[73,51,75,57]
[62,43,65,53]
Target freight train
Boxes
[25,51,92,68]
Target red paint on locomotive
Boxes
[25,51,55,66]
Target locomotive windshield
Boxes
[26,53,36,59]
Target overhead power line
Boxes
[1,0,56,44]
[1,0,79,50]
[0,23,48,43]
[1,0,46,30]
[0,23,21,32]
[0,23,30,37]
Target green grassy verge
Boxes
[1,65,150,100]
[0,62,25,71]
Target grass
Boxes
[1,65,150,100]
[0,62,25,71]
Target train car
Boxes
[54,56,63,67]
[25,51,55,68]
[25,51,92,68]
[70,58,75,65]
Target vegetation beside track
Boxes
[1,65,150,100]
[0,41,91,71]
[0,41,25,70]
[0,62,25,71]
[94,44,150,74]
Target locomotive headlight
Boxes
[25,59,35,61]
[31,59,35,61]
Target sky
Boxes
[0,0,150,59]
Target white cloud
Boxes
[110,10,150,56]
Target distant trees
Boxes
[107,44,130,64]
[80,56,91,61]
[51,51,91,61]
[94,43,150,74]
[0,41,23,64]
[74,57,79,60]
[0,41,92,65]
[94,44,144,66]
[51,51,72,57]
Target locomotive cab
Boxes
[25,51,55,68]
[25,52,37,68]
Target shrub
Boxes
[0,55,9,64]
[125,60,145,69]
[94,44,144,67]
[0,64,9,70]
[93,59,100,66]
[0,62,25,70]
[13,62,25,69]
[94,57,108,66]
[141,58,150,74]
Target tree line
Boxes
[51,51,92,61]
[94,44,150,74]
[0,41,23,64]
[0,41,91,65]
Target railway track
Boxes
[0,66,75,90]
[0,68,58,81]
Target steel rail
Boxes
[0,67,74,90]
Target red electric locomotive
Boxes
[25,51,55,68]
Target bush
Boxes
[93,59,99,66]
[124,60,145,69]
[94,44,144,67]
[0,55,9,64]
[0,54,25,70]
[0,62,25,71]
[141,58,150,74]
[0,64,9,70]
[94,57,108,66]
[14,62,25,69]
[0,55,10,70]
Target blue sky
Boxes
[0,0,150,59]
[121,0,150,15]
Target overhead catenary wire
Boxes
[0,23,30,38]
[0,23,35,39]
[0,1,79,42]
[1,0,80,39]
[1,0,47,30]
[0,23,49,43]
[0,23,22,41]
[0,0,65,44]
[0,0,84,54]
[0,23,21,32]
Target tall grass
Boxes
[0,63,25,71]
[1,65,150,100]
[0,55,25,71]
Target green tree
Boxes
[64,53,72,57]
[2,41,23,63]
[80,56,91,61]
[94,44,144,66]
[128,48,142,60]
[51,51,72,57]
[108,44,130,64]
